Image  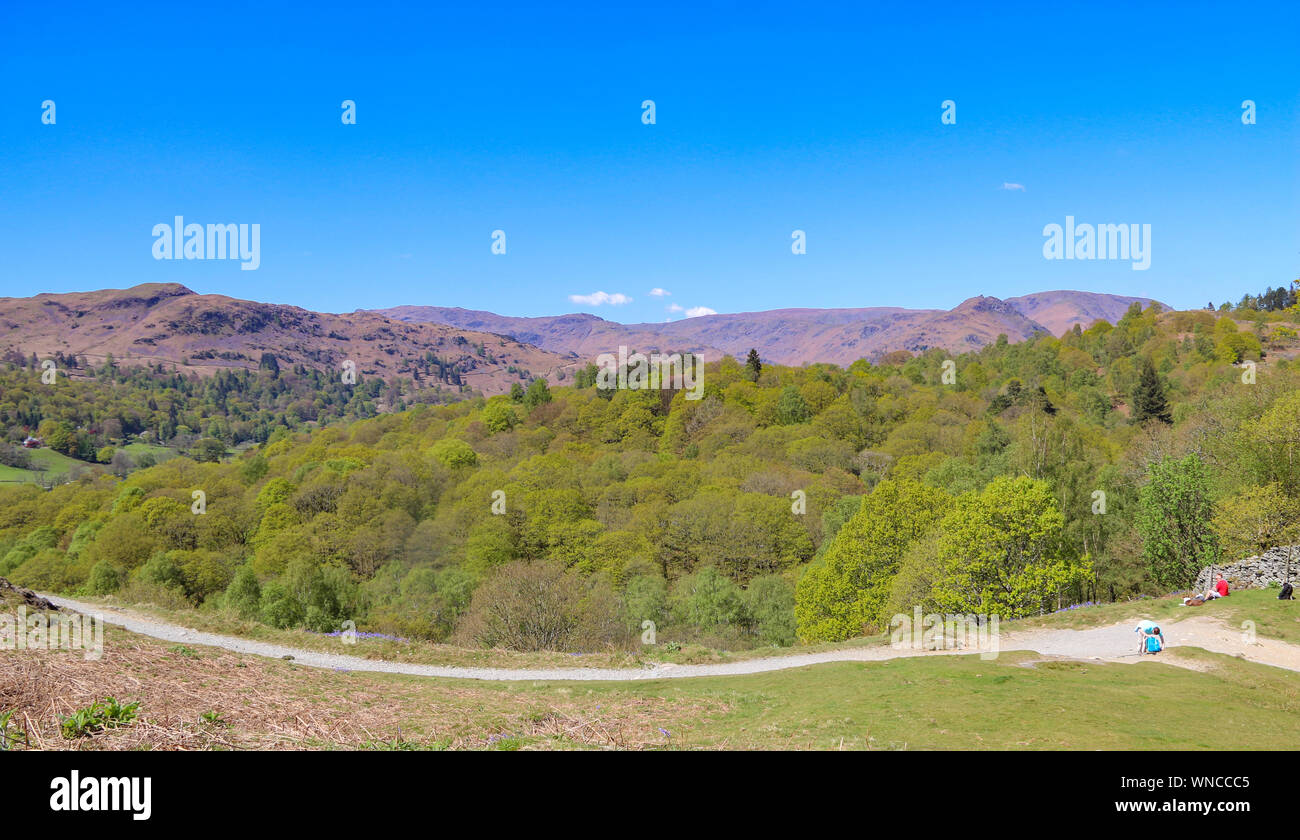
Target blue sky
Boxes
[2,0,1296,320]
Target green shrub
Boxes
[427,438,477,469]
[260,581,304,628]
[746,575,797,646]
[0,710,25,751]
[60,697,139,739]
[224,565,262,620]
[11,548,85,592]
[85,560,122,595]
[672,566,747,631]
[621,574,669,634]
[454,561,621,652]
[139,551,186,593]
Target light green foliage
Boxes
[481,399,518,433]
[1245,391,1300,495]
[1138,454,1220,589]
[1,300,1299,652]
[427,438,478,469]
[795,479,951,642]
[1212,483,1300,566]
[931,476,1090,617]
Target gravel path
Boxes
[37,592,1300,681]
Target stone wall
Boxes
[1195,545,1300,592]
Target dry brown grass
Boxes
[0,623,724,750]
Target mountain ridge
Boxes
[372,290,1165,366]
[0,284,578,397]
[0,286,1166,387]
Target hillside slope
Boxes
[0,284,578,396]
[374,290,1166,366]
[1006,291,1165,335]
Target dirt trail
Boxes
[33,593,1300,681]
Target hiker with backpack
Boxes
[1134,620,1164,655]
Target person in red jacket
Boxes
[1214,574,1229,598]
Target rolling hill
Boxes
[374,290,1165,366]
[0,284,579,396]
[0,286,1166,387]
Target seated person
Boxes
[1134,620,1158,652]
[1142,626,1164,655]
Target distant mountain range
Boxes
[0,285,1164,392]
[0,284,579,396]
[373,290,1164,367]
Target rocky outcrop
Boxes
[0,577,60,611]
[1195,545,1300,593]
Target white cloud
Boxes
[666,303,684,313]
[1000,182,1026,192]
[685,306,717,318]
[568,291,632,306]
[649,287,670,297]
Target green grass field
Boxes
[564,648,1300,750]
[0,442,176,485]
[0,447,89,484]
[119,442,175,461]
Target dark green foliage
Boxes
[745,575,797,646]
[1132,358,1171,424]
[523,378,552,410]
[86,560,121,595]
[776,386,810,425]
[225,565,262,620]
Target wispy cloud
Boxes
[685,306,717,318]
[666,303,684,313]
[648,287,671,297]
[569,291,632,306]
[1000,182,1026,192]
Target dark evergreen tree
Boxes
[1132,358,1171,424]
[745,348,762,382]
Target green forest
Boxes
[2,301,1299,653]
[0,350,481,483]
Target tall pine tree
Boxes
[1132,358,1171,424]
[745,348,762,382]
